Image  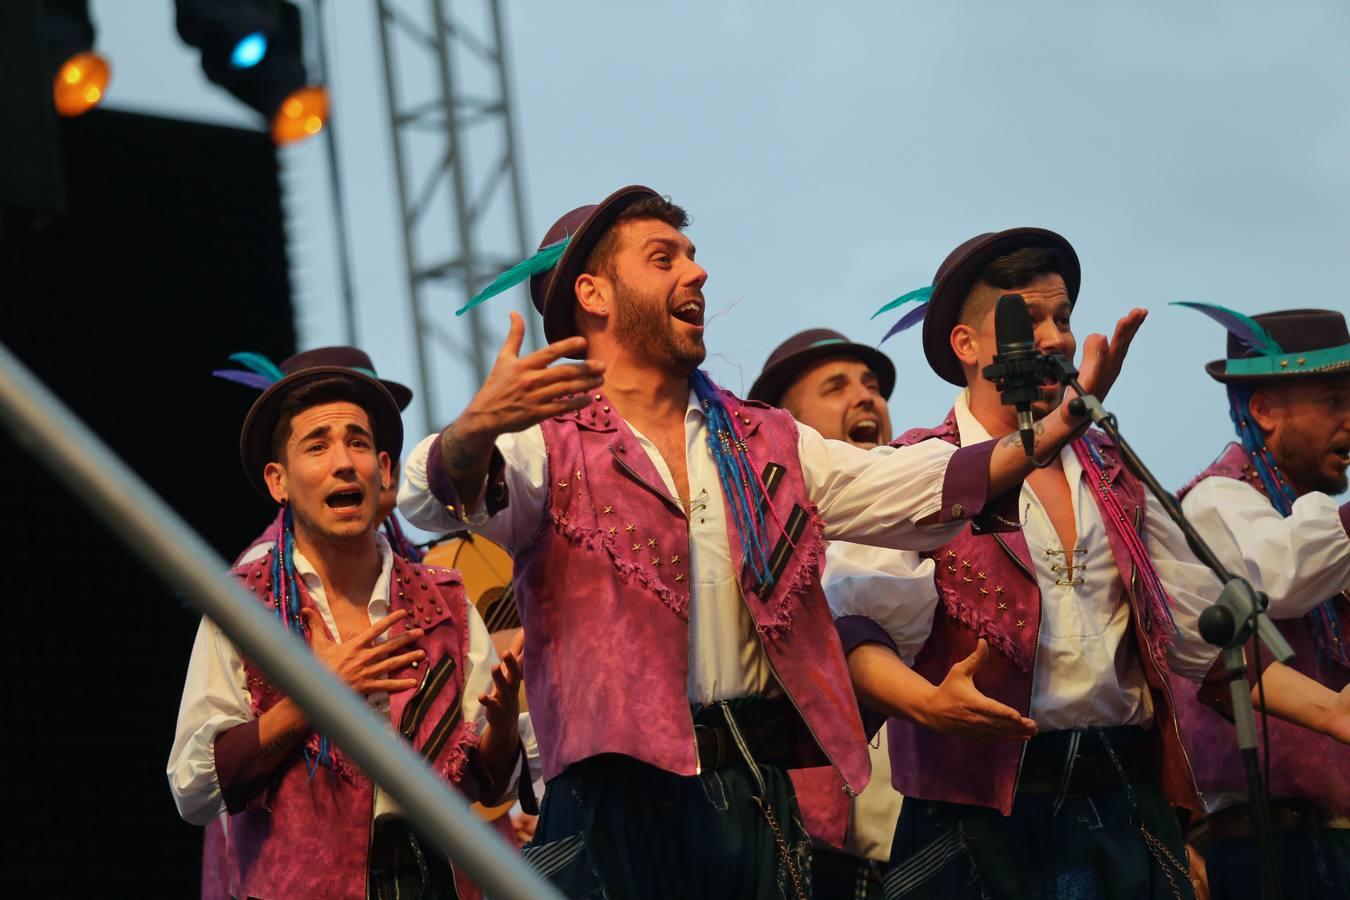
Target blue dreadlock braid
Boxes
[690,370,775,584]
[1227,385,1347,667]
[272,506,334,774]
[1228,386,1295,512]
[383,514,424,562]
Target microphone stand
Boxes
[1036,352,1293,900]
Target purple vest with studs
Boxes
[1172,443,1350,814]
[225,551,478,900]
[518,384,870,799]
[885,412,1200,815]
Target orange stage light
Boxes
[271,85,328,145]
[53,50,111,118]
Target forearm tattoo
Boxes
[261,726,304,759]
[998,421,1046,449]
[440,421,489,479]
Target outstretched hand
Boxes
[459,312,605,443]
[919,639,1038,741]
[1074,307,1147,402]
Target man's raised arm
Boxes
[400,313,604,534]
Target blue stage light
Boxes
[230,32,268,69]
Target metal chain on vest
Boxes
[1228,385,1347,668]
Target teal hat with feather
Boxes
[455,185,661,353]
[1173,305,1350,383]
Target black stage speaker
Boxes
[0,0,65,225]
[0,109,296,894]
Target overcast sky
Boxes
[92,0,1349,496]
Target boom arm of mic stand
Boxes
[1062,386,1290,661]
[1057,375,1291,900]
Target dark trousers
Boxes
[1200,814,1350,900]
[368,815,459,900]
[883,727,1195,900]
[524,698,813,900]
[811,845,883,900]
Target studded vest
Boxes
[884,412,1200,814]
[225,550,478,900]
[1172,443,1350,814]
[516,382,870,797]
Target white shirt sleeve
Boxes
[799,424,965,551]
[823,541,941,665]
[1180,476,1350,619]
[166,617,253,826]
[398,427,550,552]
[1142,492,1226,683]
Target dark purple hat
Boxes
[749,328,896,407]
[922,228,1081,386]
[1204,308,1350,384]
[279,346,413,411]
[239,346,404,498]
[529,185,662,349]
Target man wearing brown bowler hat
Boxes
[399,188,1110,898]
[168,356,525,900]
[1169,305,1350,900]
[828,228,1350,899]
[200,345,422,900]
[750,328,900,899]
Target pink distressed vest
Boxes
[1173,443,1350,815]
[225,550,479,900]
[884,412,1201,815]
[515,384,870,802]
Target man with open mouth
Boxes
[828,228,1350,899]
[398,186,1133,899]
[748,328,903,899]
[1170,305,1350,900]
[168,357,528,900]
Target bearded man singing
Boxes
[398,188,1110,899]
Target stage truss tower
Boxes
[373,0,535,431]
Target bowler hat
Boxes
[922,228,1080,386]
[749,329,895,406]
[1205,309,1350,384]
[530,185,663,349]
[239,346,404,498]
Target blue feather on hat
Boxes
[212,352,284,391]
[211,370,275,390]
[873,286,932,344]
[1171,301,1284,357]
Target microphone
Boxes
[984,294,1042,456]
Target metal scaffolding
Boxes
[374,0,536,432]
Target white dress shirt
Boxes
[166,532,512,826]
[1181,474,1350,617]
[1181,466,1350,813]
[399,390,968,704]
[826,391,1224,731]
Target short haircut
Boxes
[269,376,378,464]
[958,246,1067,326]
[582,195,691,278]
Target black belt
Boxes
[1016,727,1153,797]
[1190,799,1328,847]
[693,698,798,770]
